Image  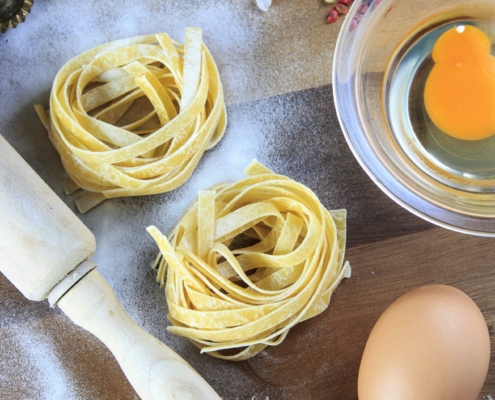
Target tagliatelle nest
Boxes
[147,160,351,361]
[36,27,226,213]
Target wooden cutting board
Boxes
[246,227,495,399]
[1,0,494,399]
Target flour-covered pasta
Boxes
[147,160,351,361]
[36,27,226,212]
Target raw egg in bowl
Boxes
[424,25,495,141]
[333,0,495,235]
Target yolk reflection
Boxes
[424,25,495,140]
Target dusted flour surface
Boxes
[0,0,346,399]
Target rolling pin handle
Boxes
[58,269,220,400]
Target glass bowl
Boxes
[333,0,495,236]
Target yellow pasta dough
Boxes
[36,27,226,212]
[147,160,351,361]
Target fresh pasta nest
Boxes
[147,160,351,361]
[36,27,226,213]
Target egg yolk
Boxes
[424,25,495,140]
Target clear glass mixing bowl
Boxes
[333,0,495,236]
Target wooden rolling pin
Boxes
[0,134,220,400]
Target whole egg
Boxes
[358,285,490,400]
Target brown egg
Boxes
[358,285,490,400]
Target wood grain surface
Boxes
[0,1,494,399]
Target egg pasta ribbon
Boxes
[147,160,351,361]
[35,27,227,212]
